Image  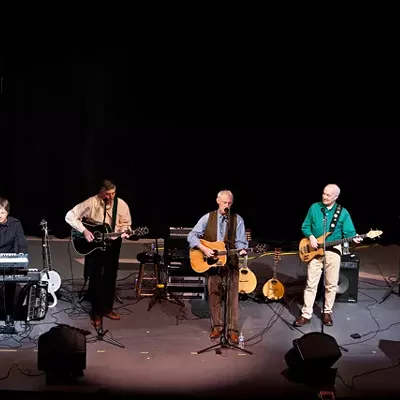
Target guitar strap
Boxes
[111,197,118,231]
[329,203,342,233]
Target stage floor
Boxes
[1,237,400,398]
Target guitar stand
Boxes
[196,271,253,356]
[0,316,18,335]
[87,315,125,348]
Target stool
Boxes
[135,262,159,298]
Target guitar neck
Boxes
[43,235,53,271]
[222,247,252,256]
[325,233,366,247]
[273,261,278,278]
[105,231,124,239]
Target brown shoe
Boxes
[104,310,121,320]
[323,313,333,326]
[210,327,222,340]
[228,331,239,345]
[294,316,311,327]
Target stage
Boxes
[0,236,399,398]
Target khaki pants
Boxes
[207,266,239,333]
[301,246,341,320]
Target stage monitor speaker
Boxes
[285,332,342,373]
[336,254,360,303]
[38,325,86,378]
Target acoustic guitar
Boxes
[71,218,149,256]
[238,229,257,294]
[263,248,285,300]
[190,239,267,274]
[298,229,383,262]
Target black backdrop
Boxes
[1,42,399,247]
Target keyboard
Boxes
[0,269,41,282]
[0,253,29,269]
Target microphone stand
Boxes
[87,197,125,348]
[321,209,327,335]
[320,207,348,354]
[196,208,252,355]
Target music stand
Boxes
[196,209,252,356]
[86,198,125,349]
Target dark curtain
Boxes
[1,44,173,238]
[1,43,399,244]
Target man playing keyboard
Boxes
[0,197,28,326]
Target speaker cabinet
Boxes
[285,332,342,370]
[38,326,86,377]
[336,254,360,303]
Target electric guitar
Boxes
[263,248,285,300]
[190,239,267,273]
[298,229,383,262]
[71,218,149,255]
[39,219,62,308]
[238,229,257,294]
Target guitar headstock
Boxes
[133,226,149,237]
[40,219,49,233]
[367,229,383,239]
[254,243,268,254]
[274,248,281,262]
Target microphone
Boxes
[321,207,326,216]
[224,207,229,213]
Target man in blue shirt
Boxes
[187,190,248,344]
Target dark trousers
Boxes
[0,282,18,321]
[84,238,122,317]
[207,265,239,333]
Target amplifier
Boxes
[167,275,206,286]
[167,288,206,301]
[167,248,189,259]
[336,253,360,303]
[169,227,193,238]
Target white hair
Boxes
[217,190,234,200]
[326,184,340,197]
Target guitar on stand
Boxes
[40,219,62,308]
[238,229,257,294]
[263,248,285,301]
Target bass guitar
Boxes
[190,239,267,273]
[298,229,383,262]
[40,219,62,308]
[263,248,285,300]
[71,218,149,256]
